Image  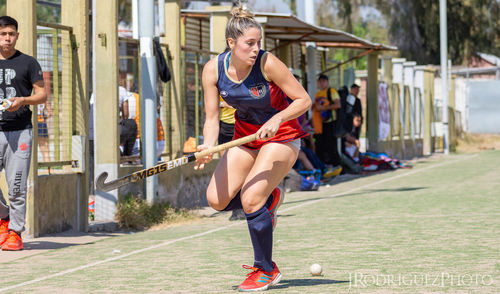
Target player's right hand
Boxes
[194,144,213,170]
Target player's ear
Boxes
[227,38,235,50]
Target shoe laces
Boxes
[242,265,262,277]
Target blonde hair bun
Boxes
[231,5,254,19]
[225,4,261,47]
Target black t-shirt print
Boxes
[0,50,43,131]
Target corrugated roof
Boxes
[256,12,396,51]
[181,10,396,51]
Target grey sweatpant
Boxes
[0,129,32,233]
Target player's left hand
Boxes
[194,143,214,170]
[256,115,282,140]
[7,97,24,112]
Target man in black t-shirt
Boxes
[0,16,47,251]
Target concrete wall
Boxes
[378,139,424,160]
[36,174,82,235]
[1,161,216,236]
[118,160,218,208]
[1,172,85,236]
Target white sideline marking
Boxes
[0,225,239,292]
[0,154,477,292]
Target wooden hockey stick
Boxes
[95,134,257,192]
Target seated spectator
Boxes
[294,138,342,180]
[296,113,342,179]
[119,85,137,156]
[344,113,362,162]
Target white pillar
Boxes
[403,61,416,139]
[439,0,449,154]
[139,0,158,203]
[414,66,426,138]
[392,58,406,136]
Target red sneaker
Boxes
[238,262,281,292]
[1,230,23,251]
[0,219,9,245]
[268,186,284,230]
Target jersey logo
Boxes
[220,90,228,98]
[249,83,266,99]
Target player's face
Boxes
[229,27,262,66]
[0,25,18,53]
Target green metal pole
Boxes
[194,53,200,146]
[180,50,186,151]
[166,47,172,158]
[66,30,73,160]
[52,29,60,162]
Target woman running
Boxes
[195,5,311,292]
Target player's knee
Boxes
[206,193,225,211]
[241,194,263,214]
[208,200,227,211]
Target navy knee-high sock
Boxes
[222,191,243,211]
[245,205,273,272]
[223,190,273,212]
[265,191,273,208]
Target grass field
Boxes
[0,151,499,293]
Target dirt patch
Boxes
[456,133,500,153]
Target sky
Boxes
[186,1,383,25]
[186,0,291,13]
[247,0,291,13]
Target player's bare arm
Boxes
[195,57,220,170]
[258,52,311,139]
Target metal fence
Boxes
[182,48,214,147]
[36,22,75,169]
[118,37,173,162]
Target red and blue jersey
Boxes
[216,50,306,149]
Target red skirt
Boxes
[233,113,307,150]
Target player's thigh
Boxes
[206,146,256,210]
[241,142,299,213]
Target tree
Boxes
[284,0,297,15]
[375,0,500,65]
[0,0,61,23]
[36,0,60,23]
[291,0,500,66]
[314,0,390,70]
[118,0,132,25]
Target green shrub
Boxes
[115,194,192,230]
